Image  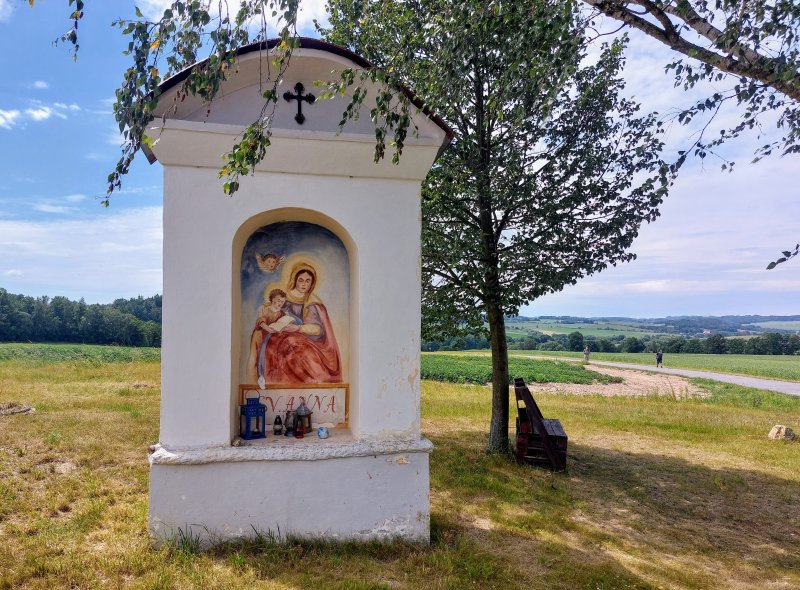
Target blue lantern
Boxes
[240,397,267,440]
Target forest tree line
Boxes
[4,287,797,355]
[0,289,161,347]
[424,330,800,356]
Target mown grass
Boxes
[1,345,798,589]
[516,350,800,382]
[421,353,622,385]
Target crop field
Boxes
[517,350,800,382]
[0,343,161,364]
[506,319,664,339]
[1,345,799,589]
[747,320,800,331]
[421,353,622,384]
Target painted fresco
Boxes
[240,222,349,391]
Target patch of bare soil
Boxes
[531,365,708,399]
[0,402,35,416]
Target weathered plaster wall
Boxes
[150,449,431,543]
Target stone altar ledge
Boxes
[150,435,434,465]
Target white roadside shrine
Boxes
[145,38,451,543]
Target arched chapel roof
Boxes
[152,37,453,151]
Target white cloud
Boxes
[53,102,80,111]
[0,207,163,302]
[0,102,80,129]
[137,0,328,36]
[296,0,329,31]
[0,0,12,22]
[33,204,76,214]
[64,194,88,203]
[107,127,125,146]
[32,81,49,90]
[116,184,161,196]
[3,269,22,277]
[25,107,55,121]
[0,109,21,129]
[523,151,800,317]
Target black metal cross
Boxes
[283,82,315,125]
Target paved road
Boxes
[586,360,800,397]
[520,355,800,397]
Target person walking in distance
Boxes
[655,350,663,368]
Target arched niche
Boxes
[231,209,357,438]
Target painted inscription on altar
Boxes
[240,385,349,427]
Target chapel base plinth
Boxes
[148,438,432,544]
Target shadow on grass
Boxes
[137,430,799,589]
[428,430,800,588]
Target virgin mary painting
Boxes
[246,261,342,385]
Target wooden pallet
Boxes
[513,377,567,471]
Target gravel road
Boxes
[586,360,800,397]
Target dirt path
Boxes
[528,364,709,398]
[587,360,800,397]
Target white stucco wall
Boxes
[160,163,426,446]
[150,448,432,543]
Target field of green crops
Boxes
[421,353,621,384]
[517,350,800,382]
[506,319,663,338]
[0,343,161,364]
[749,320,800,331]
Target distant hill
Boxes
[506,315,800,337]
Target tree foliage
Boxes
[0,289,162,346]
[47,1,800,267]
[47,0,307,202]
[324,0,669,452]
[583,0,800,267]
[585,0,800,161]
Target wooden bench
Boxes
[513,377,568,471]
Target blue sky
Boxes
[0,1,797,317]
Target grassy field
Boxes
[1,345,799,589]
[516,350,800,382]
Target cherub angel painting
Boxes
[256,252,285,273]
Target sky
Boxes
[0,0,797,318]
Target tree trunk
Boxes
[486,301,510,454]
[470,51,509,454]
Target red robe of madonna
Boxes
[264,299,342,384]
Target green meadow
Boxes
[1,344,798,589]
